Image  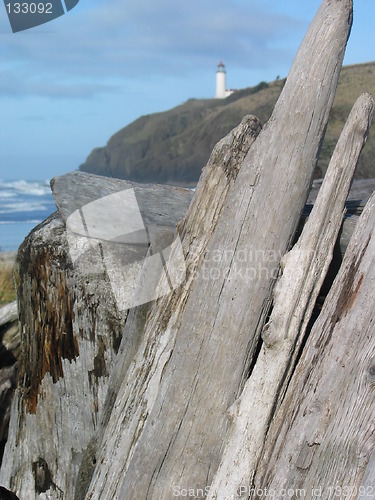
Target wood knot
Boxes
[261,321,281,348]
[32,458,57,494]
[368,357,375,377]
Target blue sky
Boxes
[0,0,374,181]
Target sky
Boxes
[0,0,374,181]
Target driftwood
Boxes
[1,0,375,499]
[82,114,263,500]
[207,92,374,499]
[253,189,375,497]
[0,178,193,499]
[85,1,354,498]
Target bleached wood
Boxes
[71,115,261,498]
[0,214,125,499]
[86,2,353,498]
[83,114,262,499]
[252,190,375,498]
[207,93,374,499]
[0,302,17,327]
[0,178,193,499]
[359,447,375,498]
[101,114,262,409]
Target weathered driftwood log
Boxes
[0,212,126,499]
[103,113,262,410]
[207,92,374,499]
[252,189,375,498]
[0,135,370,500]
[73,114,262,497]
[0,175,193,498]
[307,178,375,256]
[85,1,353,498]
[0,135,368,500]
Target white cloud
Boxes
[0,0,303,97]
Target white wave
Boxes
[0,179,51,196]
[0,191,16,199]
[0,201,51,214]
[0,220,42,225]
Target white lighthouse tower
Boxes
[215,61,234,99]
[216,61,226,98]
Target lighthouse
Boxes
[216,61,226,98]
[215,61,234,99]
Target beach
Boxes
[0,251,16,306]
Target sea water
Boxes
[0,180,57,252]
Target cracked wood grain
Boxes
[86,1,353,498]
[85,114,262,500]
[252,190,375,497]
[207,92,374,500]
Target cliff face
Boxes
[80,63,375,185]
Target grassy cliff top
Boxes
[80,62,375,186]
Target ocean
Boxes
[0,180,57,252]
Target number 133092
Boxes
[5,3,53,14]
